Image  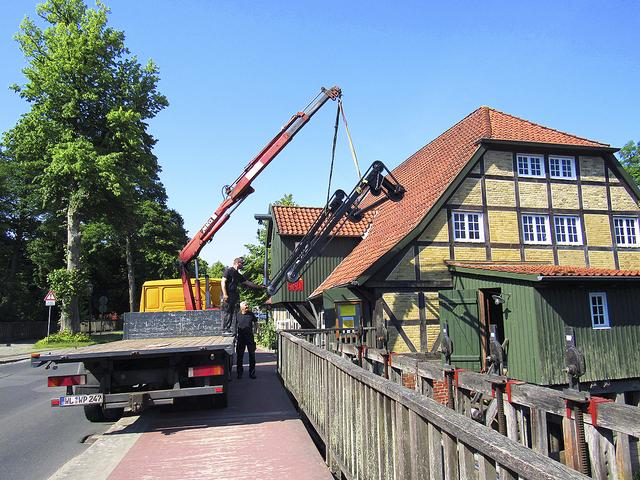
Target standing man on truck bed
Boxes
[221,257,266,335]
[235,301,259,379]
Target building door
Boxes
[478,289,505,372]
[438,289,482,371]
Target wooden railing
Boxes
[331,341,640,480]
[278,331,588,480]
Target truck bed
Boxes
[33,335,234,363]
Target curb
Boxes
[49,414,145,480]
[0,354,30,365]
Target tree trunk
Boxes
[125,235,137,312]
[61,202,82,332]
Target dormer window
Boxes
[517,154,545,178]
[549,156,576,179]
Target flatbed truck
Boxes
[32,310,233,422]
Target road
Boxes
[0,360,115,480]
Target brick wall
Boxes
[402,373,416,390]
[432,379,449,405]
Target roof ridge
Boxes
[272,205,322,210]
[486,107,609,147]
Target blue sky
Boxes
[1,1,639,268]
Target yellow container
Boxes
[139,278,221,312]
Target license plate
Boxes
[59,393,104,406]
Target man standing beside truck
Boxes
[235,301,259,379]
[221,257,266,335]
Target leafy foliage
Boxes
[208,261,225,278]
[0,0,184,328]
[38,330,92,345]
[255,319,277,350]
[47,268,89,319]
[619,140,640,187]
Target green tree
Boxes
[619,140,640,187]
[0,153,43,322]
[208,261,226,278]
[240,194,297,307]
[3,0,167,330]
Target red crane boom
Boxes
[179,86,342,310]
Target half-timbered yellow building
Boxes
[310,106,640,354]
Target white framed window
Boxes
[517,154,545,178]
[452,211,484,242]
[549,156,576,179]
[521,214,551,244]
[613,216,639,247]
[554,216,582,245]
[589,292,610,329]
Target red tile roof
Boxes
[312,107,611,296]
[448,263,640,278]
[272,205,374,237]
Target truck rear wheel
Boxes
[199,392,228,409]
[213,391,228,409]
[84,405,124,423]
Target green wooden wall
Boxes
[534,285,640,384]
[449,273,640,385]
[270,230,359,304]
[450,275,543,383]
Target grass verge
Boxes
[34,331,123,350]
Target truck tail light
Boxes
[48,375,86,387]
[188,365,224,378]
[51,399,60,406]
[214,386,223,393]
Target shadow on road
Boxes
[105,350,300,436]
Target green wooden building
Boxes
[440,263,640,390]
[261,205,371,328]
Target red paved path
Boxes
[107,351,332,480]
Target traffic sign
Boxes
[44,290,57,306]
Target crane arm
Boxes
[266,161,405,297]
[179,86,341,310]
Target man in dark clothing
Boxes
[235,301,258,379]
[220,257,266,334]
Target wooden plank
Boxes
[442,431,459,480]
[563,416,578,471]
[428,423,444,480]
[601,428,618,480]
[585,424,606,480]
[517,406,530,447]
[614,393,633,480]
[457,442,476,480]
[530,407,549,456]
[417,361,444,381]
[408,409,419,479]
[477,454,496,480]
[394,401,406,479]
[384,395,394,480]
[376,391,386,480]
[505,401,519,443]
[356,380,364,480]
[485,399,498,428]
[369,387,380,480]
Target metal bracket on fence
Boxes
[587,396,614,427]
[505,379,524,403]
